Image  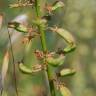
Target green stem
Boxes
[39,26,47,52]
[35,0,40,17]
[35,0,47,52]
[49,80,56,96]
[35,0,55,96]
[47,66,56,96]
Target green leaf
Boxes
[8,22,28,33]
[60,68,76,77]
[46,55,65,67]
[52,1,64,11]
[59,85,72,96]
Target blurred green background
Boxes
[0,0,96,96]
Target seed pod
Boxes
[63,43,76,54]
[18,62,33,74]
[59,68,76,77]
[52,1,64,11]
[50,27,76,54]
[46,55,65,67]
[51,27,75,43]
[18,62,42,74]
[59,85,72,96]
[8,22,28,33]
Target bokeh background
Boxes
[0,0,96,96]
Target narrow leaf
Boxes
[1,51,9,86]
[0,14,3,30]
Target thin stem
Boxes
[38,26,47,52]
[47,66,56,96]
[34,0,56,96]
[35,0,40,17]
[49,80,56,96]
[35,0,47,52]
[7,28,18,96]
